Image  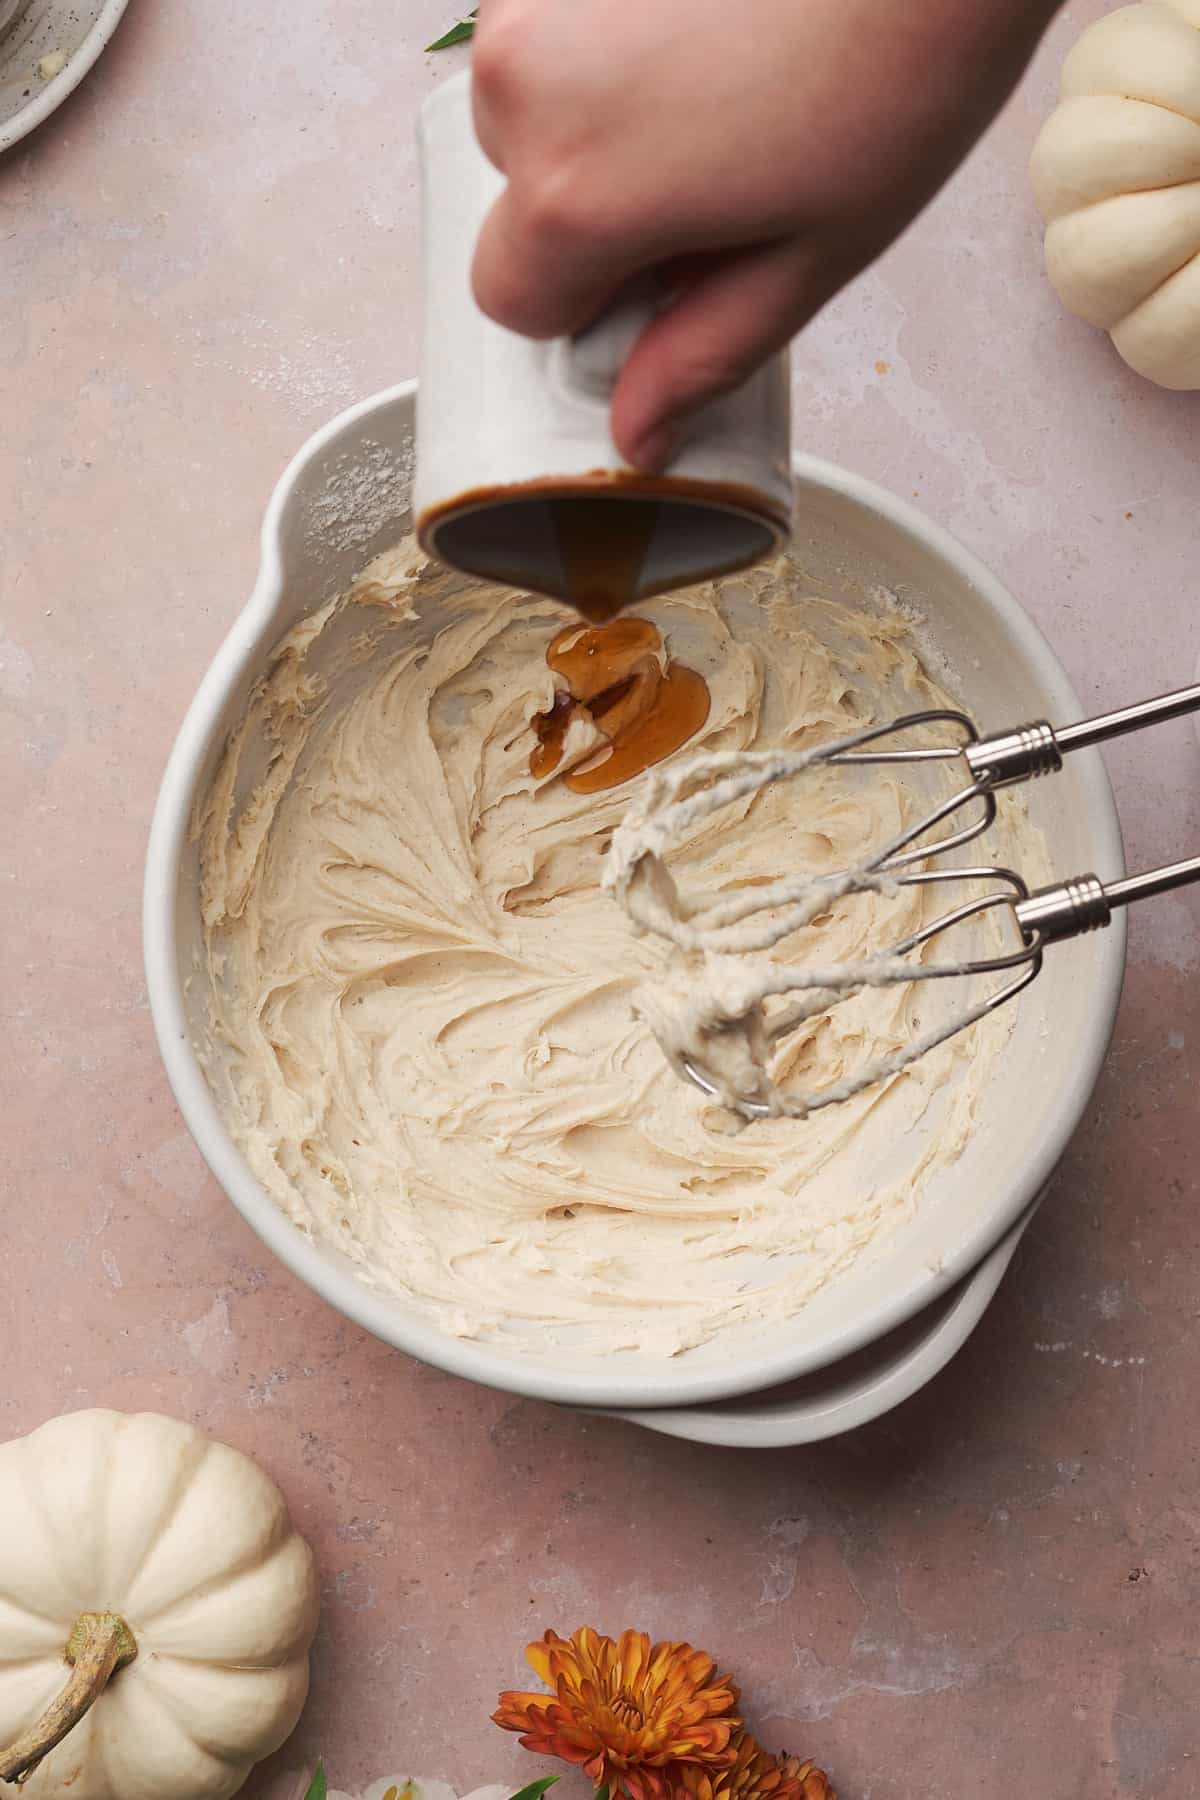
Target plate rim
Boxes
[0,0,131,154]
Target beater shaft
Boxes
[1012,851,1200,946]
[964,679,1200,787]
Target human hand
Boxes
[470,0,1062,468]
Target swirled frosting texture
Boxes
[195,543,1031,1356]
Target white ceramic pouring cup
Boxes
[414,71,794,613]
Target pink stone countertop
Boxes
[3,3,1199,1797]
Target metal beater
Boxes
[606,680,1200,1120]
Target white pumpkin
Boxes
[1031,0,1200,388]
[0,1411,319,1800]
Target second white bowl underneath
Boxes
[600,1201,1037,1448]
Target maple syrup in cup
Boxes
[414,72,794,616]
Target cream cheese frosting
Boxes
[194,541,1036,1357]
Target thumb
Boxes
[610,236,833,471]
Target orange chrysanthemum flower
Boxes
[668,1732,836,1800]
[494,1628,741,1799]
[777,1752,837,1800]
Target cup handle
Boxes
[554,280,659,405]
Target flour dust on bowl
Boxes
[144,383,1126,1413]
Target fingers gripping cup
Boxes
[415,72,794,620]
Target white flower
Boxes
[262,1770,516,1800]
[333,1781,514,1800]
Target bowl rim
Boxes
[0,0,131,154]
[602,1198,1039,1448]
[143,380,1127,1410]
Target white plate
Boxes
[598,1203,1037,1447]
[0,0,129,154]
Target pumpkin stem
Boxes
[0,1611,138,1786]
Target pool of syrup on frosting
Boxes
[530,617,710,794]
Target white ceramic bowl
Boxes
[144,382,1126,1413]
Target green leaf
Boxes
[506,1779,561,1800]
[305,1764,328,1800]
[426,11,477,49]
